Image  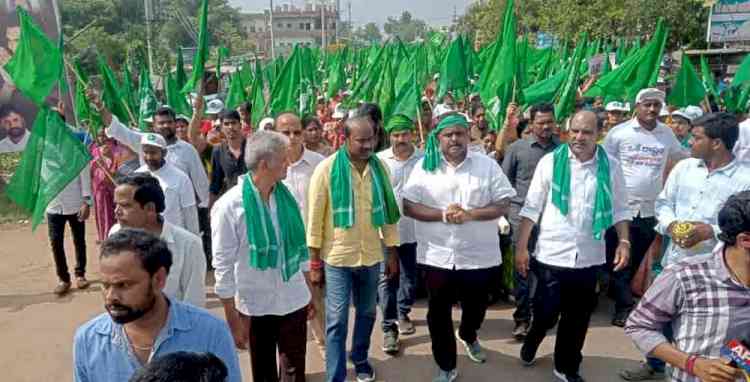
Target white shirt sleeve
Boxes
[609,156,631,223]
[654,160,682,235]
[211,198,240,300]
[402,163,425,204]
[602,130,619,159]
[105,116,143,152]
[489,160,517,203]
[180,235,207,307]
[80,164,92,199]
[180,176,200,234]
[519,154,551,224]
[185,145,210,206]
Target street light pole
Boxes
[269,0,276,59]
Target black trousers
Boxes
[47,213,87,283]
[524,259,599,376]
[425,265,492,372]
[605,216,656,313]
[247,307,308,382]
[197,207,212,269]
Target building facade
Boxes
[241,1,338,58]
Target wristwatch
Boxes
[83,196,93,206]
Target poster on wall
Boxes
[708,0,750,43]
[0,0,64,154]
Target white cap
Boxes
[659,107,670,117]
[332,104,346,119]
[175,114,190,123]
[141,133,167,149]
[206,99,225,115]
[432,103,454,119]
[672,105,703,122]
[258,117,274,131]
[605,101,630,112]
[635,88,666,104]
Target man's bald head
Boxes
[571,110,599,131]
[568,110,600,160]
[275,112,301,130]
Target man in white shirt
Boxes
[273,112,326,356]
[0,104,29,153]
[134,133,200,235]
[602,88,686,327]
[47,164,92,295]
[619,114,750,380]
[403,113,516,382]
[111,173,206,307]
[212,131,313,382]
[89,88,212,264]
[734,115,750,164]
[516,111,631,382]
[376,114,424,355]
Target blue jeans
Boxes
[325,262,379,382]
[378,243,417,332]
[646,323,674,373]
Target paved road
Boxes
[0,223,643,381]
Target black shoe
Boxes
[612,311,630,327]
[520,341,537,366]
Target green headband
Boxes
[422,114,469,172]
[384,114,415,134]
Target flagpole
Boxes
[269,0,276,60]
[416,105,425,145]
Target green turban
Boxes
[384,114,415,134]
[423,113,469,172]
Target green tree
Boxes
[458,0,709,50]
[354,23,383,44]
[383,11,428,42]
[61,0,253,75]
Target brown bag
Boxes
[630,234,663,298]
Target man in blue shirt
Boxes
[73,229,241,382]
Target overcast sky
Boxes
[228,0,475,28]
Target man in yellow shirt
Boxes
[307,116,400,382]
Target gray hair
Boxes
[244,130,289,172]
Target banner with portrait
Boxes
[0,0,68,154]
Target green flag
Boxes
[137,63,158,131]
[175,47,187,90]
[391,71,420,123]
[667,54,705,108]
[437,37,469,101]
[731,53,750,88]
[374,57,396,122]
[165,71,192,117]
[326,50,346,99]
[98,56,131,123]
[224,71,247,111]
[181,0,209,93]
[479,0,519,130]
[522,70,567,106]
[700,55,719,99]
[4,6,62,105]
[121,64,138,120]
[250,60,266,129]
[555,37,588,122]
[6,106,92,230]
[269,46,302,115]
[72,60,102,135]
[585,19,668,103]
[216,45,229,79]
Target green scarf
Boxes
[330,148,400,228]
[551,144,613,240]
[423,113,469,172]
[242,174,309,281]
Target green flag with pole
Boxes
[6,106,92,230]
[98,55,131,123]
[137,62,158,131]
[181,0,209,93]
[667,53,706,108]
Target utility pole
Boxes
[321,0,327,51]
[335,0,340,43]
[348,1,352,41]
[269,0,276,59]
[145,0,155,75]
